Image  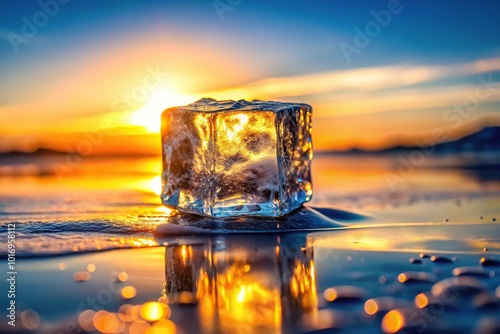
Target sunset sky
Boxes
[1,0,500,154]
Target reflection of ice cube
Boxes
[163,234,317,332]
[161,98,312,217]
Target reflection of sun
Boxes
[150,175,162,195]
[128,85,193,132]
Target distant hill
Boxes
[1,126,499,157]
[324,126,500,155]
[0,148,65,156]
[432,126,500,154]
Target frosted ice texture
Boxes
[161,98,312,217]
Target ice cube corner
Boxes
[160,98,312,217]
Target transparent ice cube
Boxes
[161,98,312,217]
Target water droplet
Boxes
[397,271,437,284]
[323,285,368,303]
[414,292,458,312]
[480,257,500,267]
[414,293,429,309]
[472,292,500,310]
[452,266,490,278]
[419,253,430,259]
[409,258,422,264]
[381,309,406,333]
[431,255,454,264]
[364,297,411,316]
[382,307,443,334]
[431,277,487,299]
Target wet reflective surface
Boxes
[3,225,500,333]
[0,154,499,333]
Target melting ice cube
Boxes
[161,98,312,217]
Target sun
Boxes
[128,84,194,132]
[149,175,162,195]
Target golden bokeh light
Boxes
[87,264,96,273]
[382,310,405,333]
[415,293,429,309]
[129,320,151,334]
[117,272,129,282]
[73,271,91,282]
[323,288,338,302]
[140,302,165,322]
[128,320,151,334]
[118,304,135,322]
[364,299,379,315]
[129,305,143,323]
[148,318,177,334]
[78,300,175,334]
[93,311,122,333]
[121,286,137,299]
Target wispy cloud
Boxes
[201,56,500,102]
[313,83,500,118]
